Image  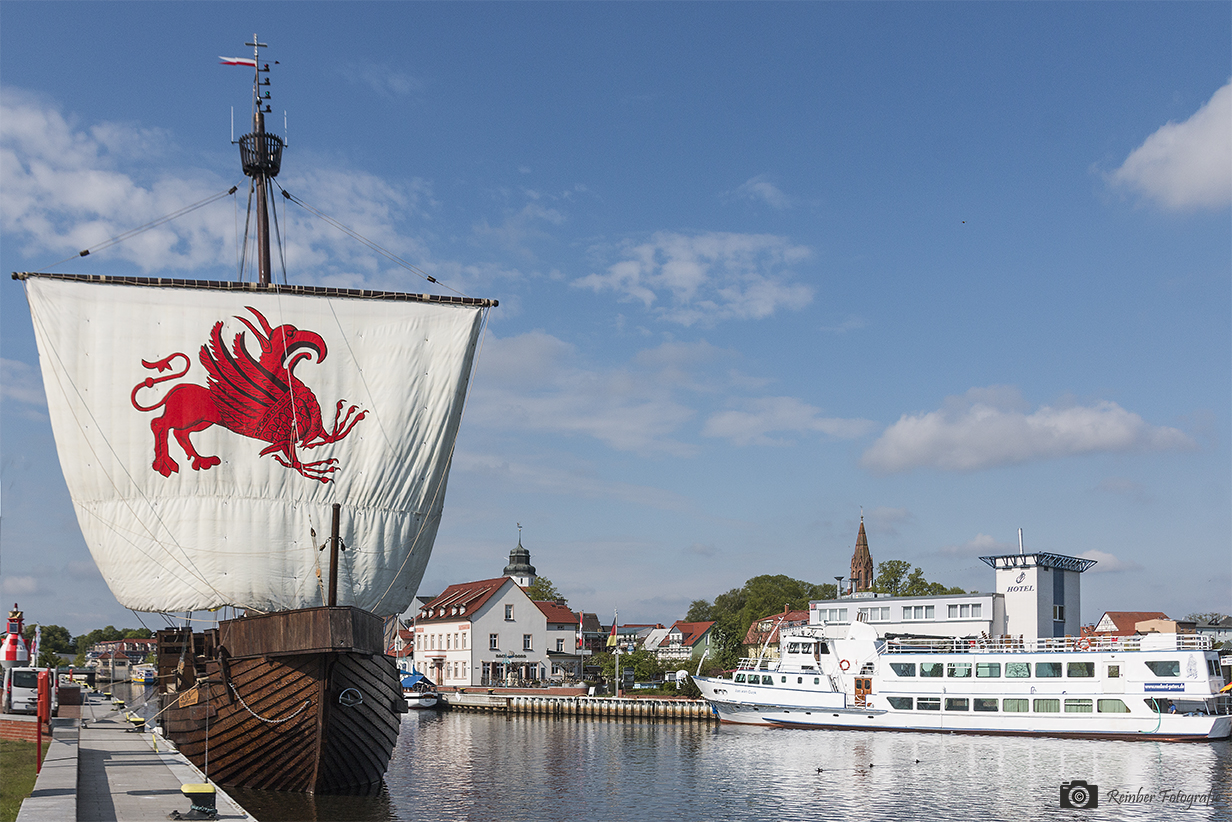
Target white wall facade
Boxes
[416,580,554,686]
[809,593,1004,639]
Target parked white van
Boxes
[3,667,59,716]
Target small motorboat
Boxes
[402,670,439,710]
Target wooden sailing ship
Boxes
[16,35,494,792]
[156,604,405,792]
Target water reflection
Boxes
[151,707,1232,821]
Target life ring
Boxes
[839,659,851,672]
[1075,637,1090,651]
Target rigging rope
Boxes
[275,183,469,297]
[32,187,239,273]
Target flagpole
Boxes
[613,609,620,699]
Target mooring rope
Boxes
[228,682,311,724]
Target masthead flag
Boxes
[219,56,257,67]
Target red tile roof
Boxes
[1094,611,1170,636]
[417,577,513,622]
[668,621,715,647]
[534,601,578,624]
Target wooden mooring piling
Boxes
[440,693,717,721]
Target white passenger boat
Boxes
[692,620,1232,741]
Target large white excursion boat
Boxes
[692,620,1231,741]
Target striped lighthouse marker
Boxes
[2,603,30,670]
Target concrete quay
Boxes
[14,689,252,822]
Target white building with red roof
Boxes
[656,620,716,662]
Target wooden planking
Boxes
[219,607,384,658]
[158,643,401,792]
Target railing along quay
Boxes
[441,693,717,721]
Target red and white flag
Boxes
[219,56,257,67]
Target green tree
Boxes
[524,576,565,605]
[872,560,912,595]
[685,599,713,622]
[36,647,62,668]
[23,624,75,655]
[1185,612,1229,625]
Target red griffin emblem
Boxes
[130,306,366,483]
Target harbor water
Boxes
[221,708,1232,822]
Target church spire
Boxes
[850,513,874,593]
[503,524,537,587]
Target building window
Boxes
[489,634,499,650]
[523,634,533,651]
[506,604,514,620]
[818,608,848,623]
[462,633,467,650]
[446,634,451,650]
[971,604,981,618]
[903,605,935,620]
[556,638,564,652]
[1053,605,1065,621]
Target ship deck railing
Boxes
[881,634,1213,654]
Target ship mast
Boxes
[236,35,283,286]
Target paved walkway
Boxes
[16,690,251,822]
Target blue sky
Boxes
[1,3,1228,635]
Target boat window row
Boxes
[733,673,824,686]
[889,661,1098,678]
[886,696,1132,714]
[889,659,1189,679]
[784,642,828,655]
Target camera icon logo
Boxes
[1060,780,1099,809]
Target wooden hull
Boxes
[157,607,404,793]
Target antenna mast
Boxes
[236,34,283,286]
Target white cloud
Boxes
[1095,477,1151,505]
[861,386,1196,474]
[939,533,1014,557]
[338,63,423,98]
[0,358,46,407]
[453,451,692,511]
[730,174,792,209]
[468,331,701,456]
[1077,549,1142,574]
[702,397,875,446]
[0,87,452,292]
[1110,80,1232,210]
[576,231,814,326]
[866,507,914,537]
[0,575,39,596]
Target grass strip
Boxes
[0,737,52,822]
